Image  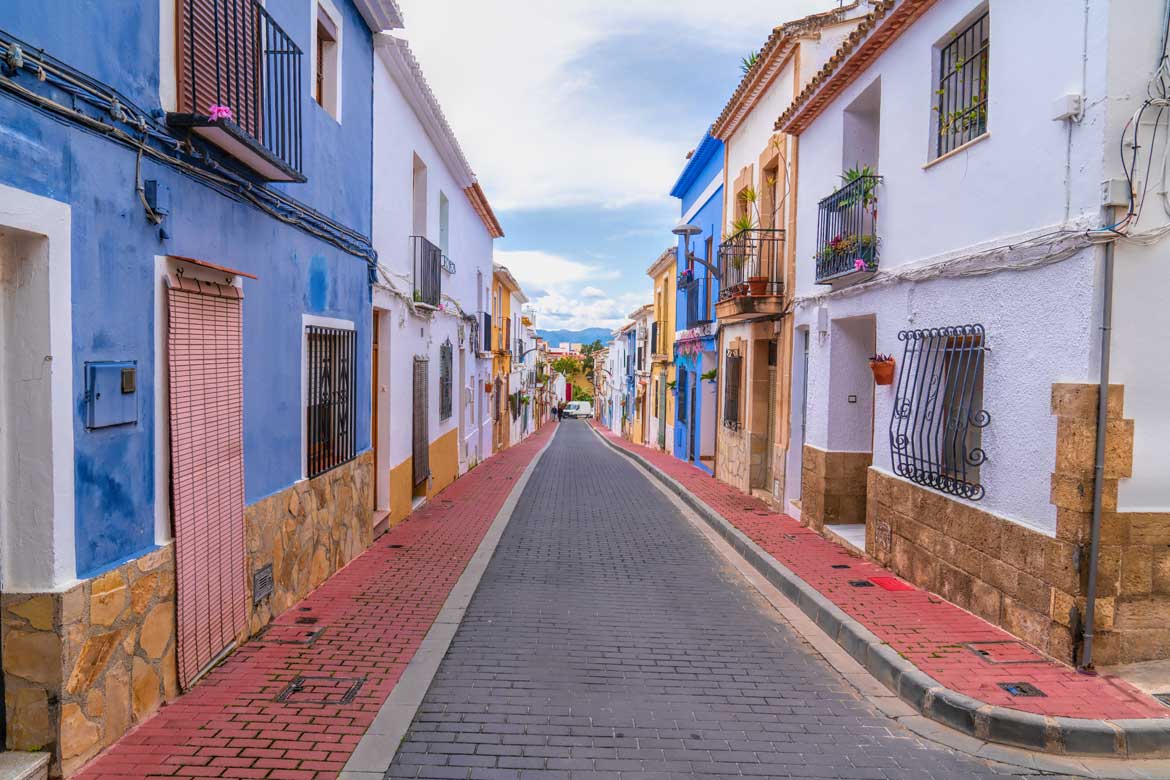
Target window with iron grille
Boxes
[439,339,453,421]
[889,324,988,500]
[306,325,356,478]
[935,10,989,158]
[723,349,742,430]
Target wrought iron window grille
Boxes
[440,254,456,274]
[410,235,442,307]
[306,326,356,478]
[935,10,990,158]
[889,324,989,500]
[723,348,743,431]
[439,339,453,421]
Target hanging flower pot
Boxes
[869,354,895,386]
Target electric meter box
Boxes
[86,361,138,429]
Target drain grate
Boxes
[1155,693,1170,709]
[965,641,1049,665]
[998,681,1046,697]
[848,580,875,588]
[275,675,365,705]
[831,564,851,569]
[387,544,406,549]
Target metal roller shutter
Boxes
[166,273,247,690]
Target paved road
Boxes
[387,421,1037,780]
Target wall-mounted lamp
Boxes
[672,221,719,276]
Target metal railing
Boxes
[650,322,660,356]
[177,0,303,174]
[481,312,491,352]
[936,11,989,157]
[306,325,356,478]
[682,277,712,328]
[815,174,881,283]
[411,235,441,306]
[717,229,784,301]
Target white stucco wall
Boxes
[787,0,1128,535]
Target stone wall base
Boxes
[801,444,871,533]
[3,547,178,777]
[245,451,373,635]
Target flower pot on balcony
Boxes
[869,358,896,386]
[747,276,768,296]
[484,381,493,393]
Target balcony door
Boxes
[177,0,261,135]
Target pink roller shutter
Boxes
[166,273,247,689]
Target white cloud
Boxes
[395,0,838,211]
[581,286,608,299]
[494,249,639,330]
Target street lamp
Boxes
[672,221,719,276]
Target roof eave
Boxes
[354,0,404,33]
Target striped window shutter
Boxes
[166,273,247,690]
[176,0,261,136]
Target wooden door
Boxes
[412,358,429,488]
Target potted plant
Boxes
[869,353,895,385]
[666,379,677,393]
[701,368,717,383]
[484,381,493,393]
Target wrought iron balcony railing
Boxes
[171,0,304,181]
[681,276,713,328]
[815,174,881,284]
[481,312,491,352]
[717,228,784,301]
[411,235,442,307]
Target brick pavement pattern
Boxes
[76,423,558,780]
[591,421,1167,721]
[388,420,1032,779]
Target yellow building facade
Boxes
[647,248,677,452]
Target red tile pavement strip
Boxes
[77,423,557,780]
[591,421,1169,722]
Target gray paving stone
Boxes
[384,422,1031,779]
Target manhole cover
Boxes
[998,681,1046,697]
[848,580,875,588]
[275,675,365,704]
[965,641,1049,665]
[255,624,324,646]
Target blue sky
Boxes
[397,0,838,331]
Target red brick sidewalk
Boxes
[592,421,1167,721]
[77,423,556,780]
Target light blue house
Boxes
[670,131,723,473]
[0,0,399,763]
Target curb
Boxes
[590,425,1170,761]
[340,425,560,780]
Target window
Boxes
[723,349,742,430]
[678,369,688,423]
[934,10,989,157]
[439,192,450,256]
[306,325,356,477]
[313,1,342,119]
[889,324,988,500]
[439,339,453,421]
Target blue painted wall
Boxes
[671,132,723,471]
[0,1,374,577]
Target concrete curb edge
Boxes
[589,425,1170,761]
[339,425,561,780]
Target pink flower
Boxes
[854,258,866,271]
[208,105,233,121]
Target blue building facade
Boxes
[670,132,723,473]
[0,0,396,762]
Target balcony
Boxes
[169,0,305,182]
[815,174,881,288]
[681,276,713,329]
[714,228,785,323]
[480,312,492,355]
[411,236,441,307]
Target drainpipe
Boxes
[1079,229,1115,673]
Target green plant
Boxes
[412,289,422,302]
[666,379,677,390]
[837,164,879,209]
[740,50,760,75]
[701,368,717,382]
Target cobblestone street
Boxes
[387,421,1035,780]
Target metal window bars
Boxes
[481,312,491,352]
[723,349,743,430]
[815,174,881,283]
[177,0,303,176]
[683,277,712,328]
[410,236,442,307]
[306,326,356,478]
[889,324,989,501]
[678,369,688,423]
[650,322,660,356]
[718,229,785,301]
[439,339,453,421]
[936,10,989,157]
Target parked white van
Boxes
[563,401,593,419]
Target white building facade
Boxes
[781,0,1170,667]
[371,34,503,527]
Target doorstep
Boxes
[824,523,867,554]
[589,420,1170,759]
[0,753,48,780]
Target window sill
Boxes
[923,132,990,171]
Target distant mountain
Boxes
[536,327,612,348]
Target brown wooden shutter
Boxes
[412,358,430,487]
[166,273,247,689]
[176,0,261,137]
